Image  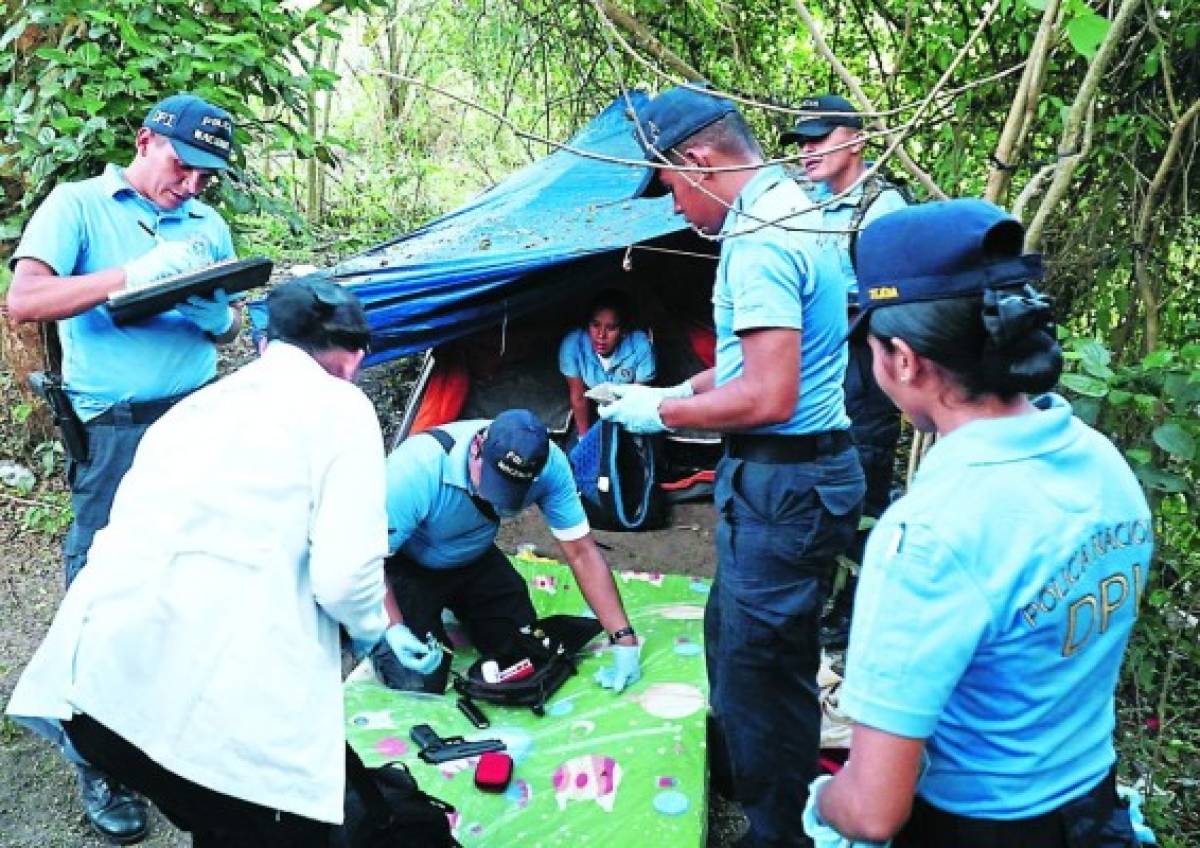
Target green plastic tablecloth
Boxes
[344,557,712,847]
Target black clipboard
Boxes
[106,257,274,326]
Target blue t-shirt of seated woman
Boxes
[558,327,655,388]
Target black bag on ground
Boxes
[452,615,604,717]
[568,420,666,531]
[331,744,459,848]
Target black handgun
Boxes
[410,723,505,765]
[28,371,88,463]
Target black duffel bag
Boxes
[330,744,460,848]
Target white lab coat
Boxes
[7,342,389,823]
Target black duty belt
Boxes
[898,766,1121,848]
[724,430,852,464]
[89,391,194,428]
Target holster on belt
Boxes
[28,371,88,463]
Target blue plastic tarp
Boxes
[299,92,685,366]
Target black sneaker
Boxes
[76,764,148,845]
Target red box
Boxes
[474,751,513,793]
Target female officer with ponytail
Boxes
[803,199,1150,848]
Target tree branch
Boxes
[595,0,702,81]
[1132,97,1200,352]
[1024,0,1142,250]
[984,0,1062,202]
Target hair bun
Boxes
[981,286,1054,350]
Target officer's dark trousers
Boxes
[895,767,1140,848]
[66,713,329,848]
[374,545,537,693]
[63,396,186,586]
[705,444,864,848]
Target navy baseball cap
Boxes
[143,94,234,171]
[634,84,738,197]
[847,199,1044,337]
[779,94,863,145]
[478,410,550,512]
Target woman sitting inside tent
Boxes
[559,289,656,438]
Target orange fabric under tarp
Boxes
[686,322,715,368]
[409,349,470,435]
[659,469,715,491]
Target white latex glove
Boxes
[122,237,212,290]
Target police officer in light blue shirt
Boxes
[804,200,1150,848]
[5,93,241,846]
[780,94,910,648]
[602,86,865,848]
[372,410,642,697]
[559,288,656,437]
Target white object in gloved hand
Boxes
[662,379,694,399]
[122,237,212,291]
[802,774,891,848]
[177,287,233,335]
[384,623,442,675]
[597,384,669,434]
[593,642,641,693]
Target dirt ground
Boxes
[0,488,745,846]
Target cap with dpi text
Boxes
[143,94,234,171]
[478,410,550,512]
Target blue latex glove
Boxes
[122,237,212,290]
[597,384,668,434]
[176,287,233,335]
[593,642,641,693]
[1117,786,1157,845]
[802,774,891,848]
[384,623,442,675]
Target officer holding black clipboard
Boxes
[4,93,240,846]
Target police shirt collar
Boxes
[914,394,1078,480]
[720,164,788,236]
[102,163,195,220]
[440,426,481,493]
[807,175,866,210]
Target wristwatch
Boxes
[608,626,636,644]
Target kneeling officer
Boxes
[373,409,642,694]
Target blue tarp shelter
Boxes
[317,92,698,367]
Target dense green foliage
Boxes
[0,0,385,240]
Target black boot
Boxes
[76,763,148,845]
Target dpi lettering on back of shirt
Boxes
[1019,518,1152,657]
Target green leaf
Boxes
[34,46,72,65]
[1142,349,1174,370]
[1067,13,1110,59]
[1076,338,1111,369]
[1133,394,1160,413]
[1060,373,1109,397]
[0,20,27,53]
[1126,448,1152,465]
[1024,0,1046,8]
[1143,45,1161,78]
[1108,390,1132,406]
[75,42,101,66]
[1134,466,1190,494]
[1152,422,1196,461]
[1072,396,1101,426]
